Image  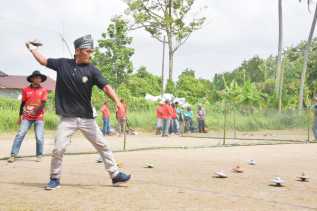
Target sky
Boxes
[0,0,315,81]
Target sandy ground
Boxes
[0,129,309,159]
[0,131,316,210]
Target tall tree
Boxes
[298,0,317,110]
[124,0,206,80]
[93,16,135,88]
[276,0,284,111]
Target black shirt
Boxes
[47,58,108,119]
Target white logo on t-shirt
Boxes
[82,76,88,83]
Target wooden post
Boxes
[223,101,227,145]
[233,106,237,139]
[161,36,166,98]
[307,108,311,143]
[123,119,127,150]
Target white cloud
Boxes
[0,0,315,81]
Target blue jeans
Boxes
[184,117,193,133]
[169,118,179,134]
[198,119,205,132]
[102,117,111,135]
[162,119,170,136]
[11,119,44,156]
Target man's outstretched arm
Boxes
[103,85,121,105]
[26,42,48,66]
[102,85,126,118]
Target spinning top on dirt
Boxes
[97,159,124,168]
[232,165,244,173]
[144,163,154,168]
[297,173,309,182]
[96,157,103,163]
[117,162,124,168]
[214,171,227,178]
[248,160,256,165]
[272,177,284,187]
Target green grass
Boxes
[0,108,311,133]
[0,96,312,133]
[203,109,311,131]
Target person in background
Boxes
[8,71,48,163]
[170,103,179,134]
[197,105,206,133]
[183,106,194,133]
[101,101,111,136]
[116,99,127,137]
[161,100,172,137]
[155,101,164,135]
[175,102,184,134]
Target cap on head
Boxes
[74,34,94,49]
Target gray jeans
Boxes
[50,117,119,179]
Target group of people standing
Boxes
[155,100,179,136]
[155,100,207,136]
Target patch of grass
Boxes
[0,96,312,133]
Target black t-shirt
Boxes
[47,58,108,119]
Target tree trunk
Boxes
[298,2,317,110]
[278,61,285,111]
[167,33,174,81]
[161,36,166,97]
[167,0,173,81]
[276,0,283,112]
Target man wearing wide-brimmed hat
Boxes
[26,34,131,190]
[8,71,48,163]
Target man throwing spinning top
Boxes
[26,35,131,190]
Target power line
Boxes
[0,16,73,57]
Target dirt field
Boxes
[0,132,317,210]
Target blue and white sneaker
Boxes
[112,172,131,185]
[45,178,60,190]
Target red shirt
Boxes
[100,104,110,118]
[116,103,127,120]
[171,107,177,119]
[22,86,48,120]
[161,104,173,119]
[156,105,164,118]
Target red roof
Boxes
[0,71,7,76]
[0,75,55,91]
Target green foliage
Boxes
[165,79,176,94]
[221,79,267,111]
[93,16,134,88]
[212,38,317,110]
[175,69,212,104]
[121,66,161,97]
[125,0,206,80]
[0,96,19,110]
[127,0,206,43]
[0,96,310,133]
